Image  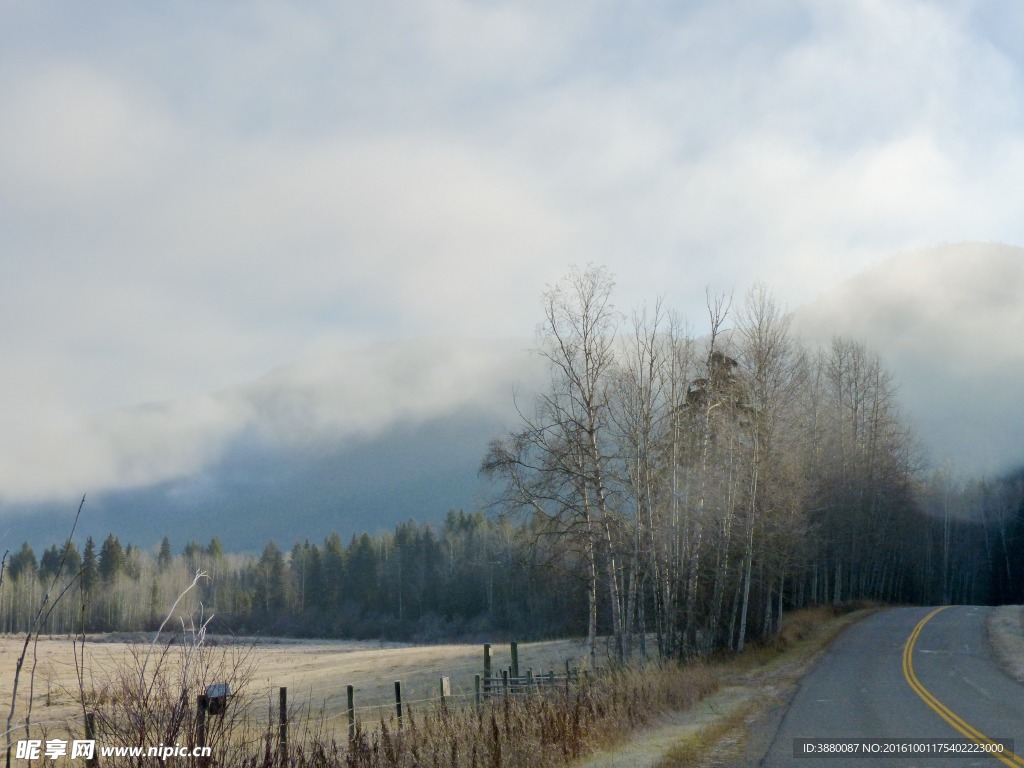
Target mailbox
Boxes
[205,683,231,716]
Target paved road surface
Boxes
[756,606,1024,767]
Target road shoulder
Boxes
[575,607,876,768]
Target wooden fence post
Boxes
[474,674,481,709]
[347,685,355,742]
[440,676,451,713]
[278,687,287,766]
[501,669,508,698]
[196,695,208,760]
[84,711,99,768]
[394,681,403,728]
[510,641,519,693]
[483,643,492,697]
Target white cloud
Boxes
[243,337,541,445]
[3,0,1024,503]
[0,64,172,207]
[0,337,542,503]
[0,391,246,503]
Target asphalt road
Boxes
[756,606,1024,767]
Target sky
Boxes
[3,0,1024,506]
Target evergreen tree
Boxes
[206,536,224,562]
[346,534,379,613]
[418,526,442,615]
[98,534,125,582]
[303,542,326,611]
[62,540,82,576]
[8,542,37,580]
[289,542,306,612]
[157,536,173,571]
[40,541,83,582]
[81,537,98,594]
[322,533,345,607]
[39,545,62,582]
[254,541,287,616]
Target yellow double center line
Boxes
[902,606,1023,767]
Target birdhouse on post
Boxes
[205,683,231,716]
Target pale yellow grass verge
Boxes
[987,605,1024,684]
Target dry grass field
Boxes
[0,633,596,740]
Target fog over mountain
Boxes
[790,242,1024,477]
[2,339,546,550]
[3,243,1020,551]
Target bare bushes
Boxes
[81,630,257,763]
[76,573,259,766]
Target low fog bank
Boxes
[4,242,1020,552]
[0,338,545,550]
[791,242,1024,478]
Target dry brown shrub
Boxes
[240,661,719,768]
[82,630,260,766]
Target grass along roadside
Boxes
[987,605,1024,684]
[577,604,878,768]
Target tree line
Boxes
[0,511,586,641]
[482,266,1024,662]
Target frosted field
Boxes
[0,634,593,738]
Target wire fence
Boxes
[3,640,598,759]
